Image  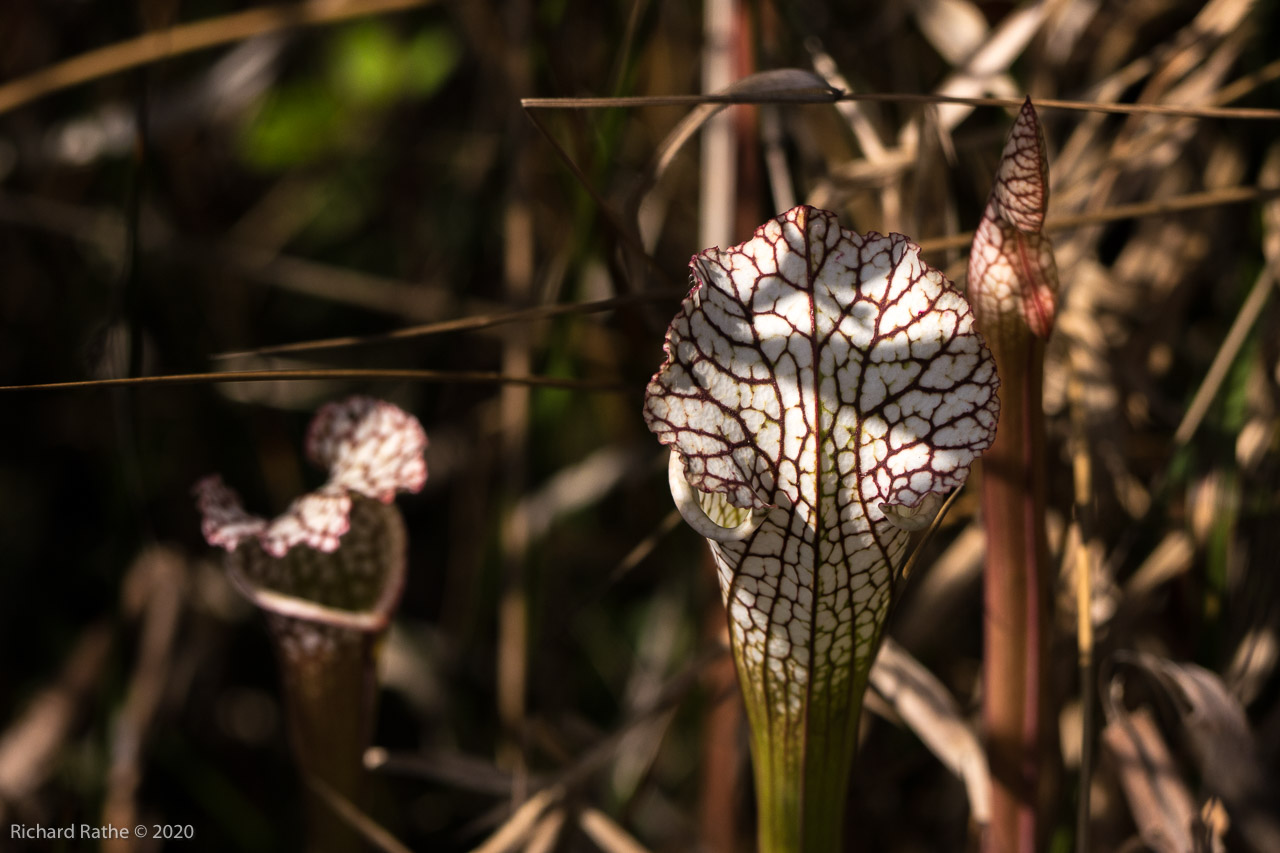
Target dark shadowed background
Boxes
[1,1,1278,851]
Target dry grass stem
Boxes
[0,0,436,116]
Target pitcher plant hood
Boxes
[194,395,427,631]
[643,205,999,848]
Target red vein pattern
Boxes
[196,397,426,559]
[968,98,1059,340]
[644,205,999,777]
[307,396,428,503]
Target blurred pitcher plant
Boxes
[194,396,427,852]
[644,205,1000,851]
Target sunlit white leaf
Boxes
[644,205,999,783]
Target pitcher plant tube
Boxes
[194,396,427,852]
[644,205,1000,852]
[966,99,1060,853]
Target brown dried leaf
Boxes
[869,637,991,822]
[1122,653,1280,851]
[1102,706,1203,853]
[910,0,989,66]
[646,69,837,192]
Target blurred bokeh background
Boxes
[1,1,1278,850]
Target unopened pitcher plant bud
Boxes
[966,99,1060,853]
[644,205,999,852]
[968,98,1059,345]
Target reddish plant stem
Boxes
[698,596,743,853]
[982,335,1052,853]
[276,631,376,853]
[700,3,753,848]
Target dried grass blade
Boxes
[922,1,1047,135]
[1173,145,1280,446]
[467,786,564,853]
[911,0,989,66]
[0,369,628,393]
[644,69,834,193]
[1118,653,1280,851]
[0,622,114,808]
[805,45,889,161]
[213,292,683,360]
[523,90,1280,121]
[305,774,416,853]
[869,638,992,823]
[524,808,568,853]
[1067,368,1097,853]
[0,0,435,117]
[578,807,654,853]
[1101,706,1200,853]
[916,182,1280,254]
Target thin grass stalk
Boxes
[0,0,436,116]
[698,2,755,848]
[496,0,535,793]
[1068,369,1096,853]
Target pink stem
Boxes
[982,337,1054,853]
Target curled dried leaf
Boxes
[1101,706,1203,853]
[869,637,991,822]
[1112,652,1280,852]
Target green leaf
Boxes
[328,21,459,106]
[401,27,460,98]
[239,83,344,170]
[329,21,402,107]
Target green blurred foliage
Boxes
[331,21,460,106]
[239,81,345,170]
[240,21,458,170]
